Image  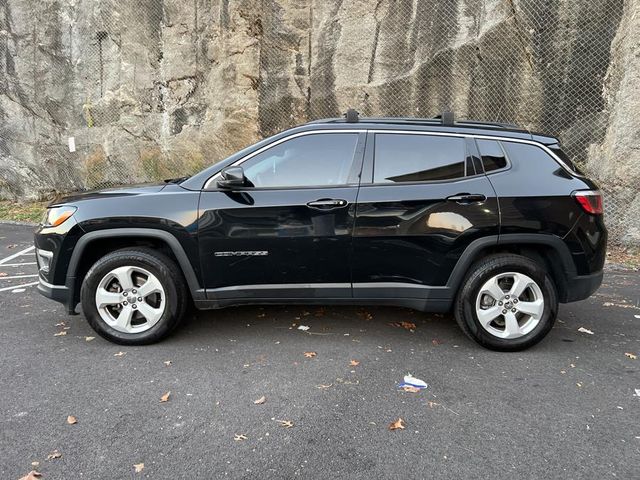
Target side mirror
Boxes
[217,166,246,189]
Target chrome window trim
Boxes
[203,128,578,189]
[203,129,365,189]
[367,129,578,177]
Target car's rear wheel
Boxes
[80,248,188,345]
[454,254,558,351]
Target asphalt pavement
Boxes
[1,222,638,479]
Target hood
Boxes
[50,183,167,206]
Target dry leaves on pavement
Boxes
[66,415,77,425]
[160,391,171,403]
[277,420,294,428]
[402,385,421,393]
[53,331,67,337]
[389,418,406,430]
[390,321,416,332]
[349,360,360,367]
[625,352,637,360]
[47,450,61,460]
[303,352,317,358]
[234,434,248,441]
[114,351,126,357]
[19,471,42,480]
[163,360,172,366]
[578,327,594,335]
[85,336,95,342]
[134,463,144,473]
[316,384,332,389]
[253,396,266,405]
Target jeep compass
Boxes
[35,111,606,350]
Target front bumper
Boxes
[37,276,75,314]
[562,270,603,303]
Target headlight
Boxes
[43,206,77,227]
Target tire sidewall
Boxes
[81,251,182,345]
[458,256,558,351]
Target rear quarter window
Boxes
[476,139,508,172]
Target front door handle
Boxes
[446,193,487,204]
[306,198,348,210]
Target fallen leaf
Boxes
[297,325,310,331]
[18,471,41,480]
[401,321,416,331]
[304,351,317,358]
[578,327,594,335]
[402,385,421,393]
[7,244,17,249]
[257,313,266,318]
[316,384,332,389]
[253,396,266,405]
[53,331,67,337]
[55,322,65,327]
[160,391,171,403]
[625,352,637,360]
[30,462,39,467]
[634,389,640,397]
[358,310,373,321]
[163,360,172,366]
[349,360,360,367]
[114,351,126,357]
[576,382,583,388]
[47,450,61,460]
[277,420,294,428]
[234,434,247,441]
[134,463,144,473]
[85,336,95,342]
[427,401,441,408]
[67,415,77,425]
[0,272,7,277]
[432,339,442,346]
[389,418,405,430]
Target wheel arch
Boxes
[447,234,576,303]
[66,228,204,313]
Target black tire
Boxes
[80,247,188,345]
[454,254,558,351]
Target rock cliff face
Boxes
[0,0,637,243]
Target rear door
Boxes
[198,130,366,301]
[352,131,499,302]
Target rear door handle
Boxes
[446,193,487,204]
[306,198,348,210]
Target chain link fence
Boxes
[0,0,638,244]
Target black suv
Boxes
[35,111,606,351]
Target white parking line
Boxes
[0,246,35,265]
[0,262,37,267]
[0,274,38,279]
[0,281,39,292]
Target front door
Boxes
[198,131,366,301]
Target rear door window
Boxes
[373,134,467,183]
[476,139,508,172]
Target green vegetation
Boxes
[0,200,48,224]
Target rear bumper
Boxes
[37,276,75,313]
[561,270,603,303]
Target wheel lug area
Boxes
[132,304,137,309]
[502,309,507,314]
[138,297,143,302]
[498,301,503,306]
[123,301,128,306]
[511,308,516,312]
[123,292,128,297]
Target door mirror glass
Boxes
[217,166,246,189]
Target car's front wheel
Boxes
[80,248,188,345]
[454,254,558,351]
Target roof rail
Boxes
[306,113,523,131]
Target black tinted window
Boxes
[241,133,359,188]
[476,139,508,172]
[374,134,466,183]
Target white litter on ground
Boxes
[578,327,594,335]
[635,315,640,319]
[399,373,428,390]
[297,325,310,331]
[634,389,640,397]
[12,288,26,293]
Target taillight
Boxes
[573,190,603,215]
